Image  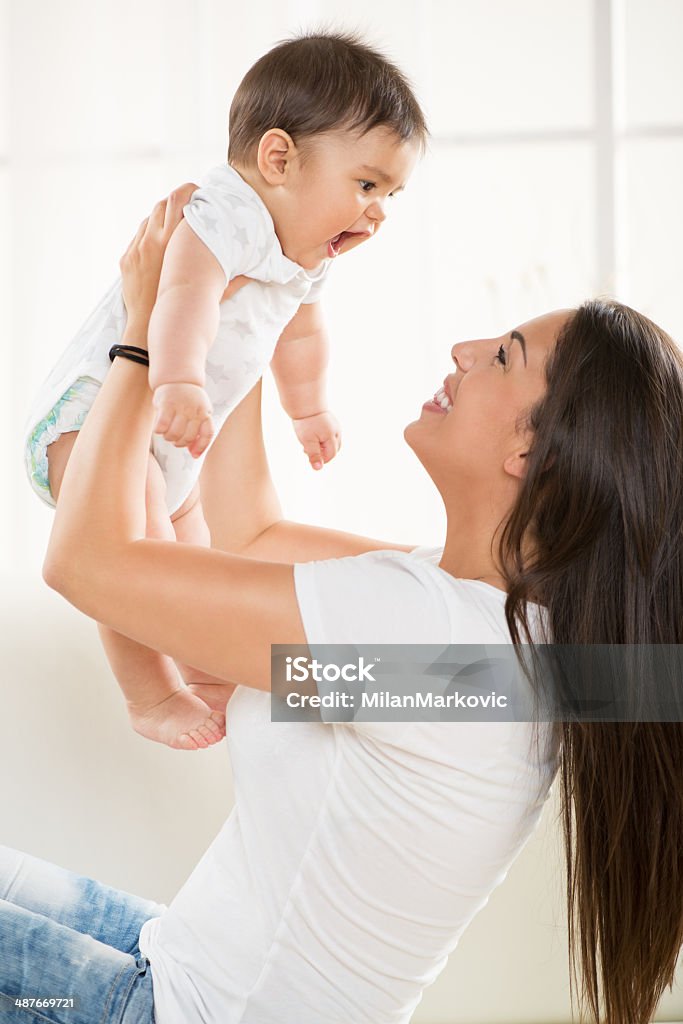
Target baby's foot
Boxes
[127,687,226,750]
[186,682,237,713]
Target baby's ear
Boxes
[257,129,296,184]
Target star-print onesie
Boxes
[24,164,330,515]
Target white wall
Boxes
[2,1,683,1021]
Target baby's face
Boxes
[280,127,420,269]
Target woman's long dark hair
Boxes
[498,300,683,1024]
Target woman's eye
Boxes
[359,180,376,192]
[495,344,507,366]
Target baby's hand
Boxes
[152,382,214,459]
[292,411,342,471]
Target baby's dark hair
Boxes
[227,29,429,166]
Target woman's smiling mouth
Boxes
[431,384,453,409]
[422,382,454,414]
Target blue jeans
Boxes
[0,845,166,1023]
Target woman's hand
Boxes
[119,183,250,339]
[119,185,197,338]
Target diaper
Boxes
[21,270,206,515]
[22,271,290,516]
[22,373,199,515]
[25,376,102,509]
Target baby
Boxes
[23,30,427,750]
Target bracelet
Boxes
[109,344,150,367]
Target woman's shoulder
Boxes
[293,545,511,646]
[341,545,509,604]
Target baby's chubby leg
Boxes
[46,432,225,750]
[121,454,230,747]
[170,488,239,713]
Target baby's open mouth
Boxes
[328,231,362,257]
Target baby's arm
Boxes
[271,302,341,470]
[147,220,227,457]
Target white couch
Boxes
[1,571,681,1024]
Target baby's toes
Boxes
[193,717,225,747]
[170,704,226,750]
[207,711,226,737]
[175,731,201,751]
[187,726,212,749]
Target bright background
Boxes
[1,2,682,1021]
[3,0,683,574]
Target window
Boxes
[3,0,682,576]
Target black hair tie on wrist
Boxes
[109,344,150,367]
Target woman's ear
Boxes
[503,424,533,479]
[503,449,528,480]
[504,444,556,479]
[256,129,297,185]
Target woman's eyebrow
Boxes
[510,330,527,367]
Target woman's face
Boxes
[405,310,571,499]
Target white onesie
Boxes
[23,164,331,515]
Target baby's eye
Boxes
[359,180,376,192]
[494,344,507,366]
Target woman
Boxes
[3,186,683,1024]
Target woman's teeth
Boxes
[433,386,453,411]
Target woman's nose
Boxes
[450,340,477,371]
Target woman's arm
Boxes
[42,191,304,692]
[200,382,415,562]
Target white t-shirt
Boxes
[139,546,559,1024]
[23,164,330,515]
